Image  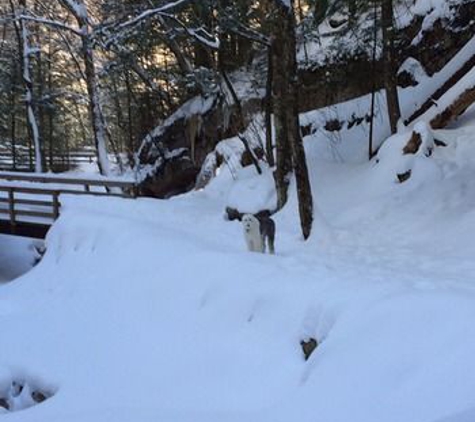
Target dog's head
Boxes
[242,214,259,233]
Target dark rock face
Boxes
[136,93,262,199]
[140,155,200,199]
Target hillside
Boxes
[136,0,475,198]
[1,105,475,421]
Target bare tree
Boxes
[270,0,313,239]
[11,0,43,172]
[381,0,401,134]
[58,0,111,175]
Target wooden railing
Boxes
[0,171,138,198]
[0,173,138,236]
[0,150,98,172]
[0,186,61,228]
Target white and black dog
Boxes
[242,213,275,254]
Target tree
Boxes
[269,0,313,239]
[11,0,44,172]
[58,0,111,175]
[381,0,401,134]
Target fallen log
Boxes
[431,86,475,129]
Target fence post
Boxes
[52,191,60,220]
[8,188,15,233]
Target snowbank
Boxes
[2,119,475,422]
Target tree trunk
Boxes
[13,0,43,172]
[271,24,292,209]
[9,65,17,170]
[381,0,401,134]
[36,30,46,170]
[59,0,111,175]
[46,31,54,170]
[270,0,313,239]
[348,0,357,26]
[265,46,275,167]
[157,15,194,76]
[82,35,110,175]
[315,0,328,24]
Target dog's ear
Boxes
[255,210,272,220]
[225,207,244,221]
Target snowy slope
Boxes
[293,35,475,164]
[1,114,475,421]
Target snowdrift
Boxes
[2,115,475,421]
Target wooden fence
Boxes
[0,172,137,237]
[0,149,98,172]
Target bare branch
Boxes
[18,14,83,36]
[117,0,193,32]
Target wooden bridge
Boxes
[0,172,137,239]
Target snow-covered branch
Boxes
[117,0,193,32]
[18,14,83,36]
[160,13,220,49]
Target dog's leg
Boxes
[268,230,275,255]
[245,237,253,252]
[268,237,275,254]
[261,235,266,253]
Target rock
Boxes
[398,69,419,88]
[324,119,343,132]
[403,131,422,155]
[140,154,200,199]
[300,337,318,361]
[31,390,48,404]
[397,169,412,183]
[136,93,262,198]
[0,397,9,411]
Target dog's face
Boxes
[242,214,259,233]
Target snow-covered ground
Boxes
[2,27,475,421]
[1,111,475,421]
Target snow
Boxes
[416,66,475,124]
[400,0,475,43]
[2,111,475,421]
[398,57,428,83]
[64,0,87,20]
[2,3,475,419]
[225,164,277,214]
[374,121,437,185]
